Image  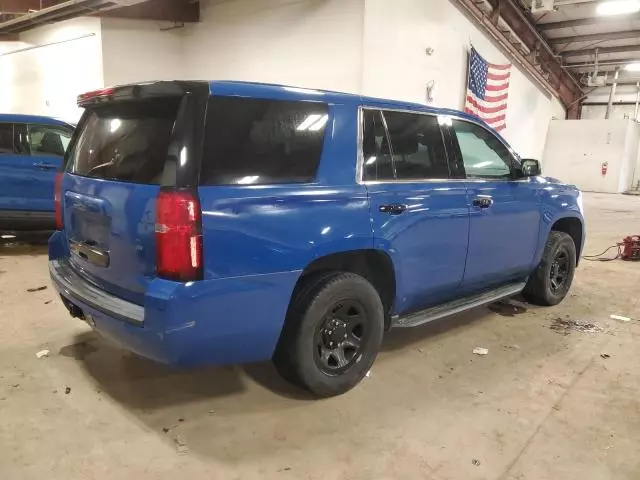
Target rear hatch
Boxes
[62,82,208,305]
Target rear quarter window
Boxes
[199,97,329,185]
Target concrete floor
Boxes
[1,192,639,480]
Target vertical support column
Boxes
[605,69,619,120]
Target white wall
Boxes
[181,0,365,93]
[542,119,639,193]
[101,18,185,86]
[0,17,103,123]
[361,0,565,160]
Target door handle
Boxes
[472,196,494,209]
[33,162,56,170]
[379,204,407,215]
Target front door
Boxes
[448,118,541,290]
[363,108,470,315]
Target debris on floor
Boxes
[601,353,611,359]
[174,434,189,455]
[489,300,527,316]
[26,286,47,293]
[472,458,481,466]
[35,349,50,359]
[208,410,215,415]
[473,347,489,356]
[44,300,52,305]
[610,314,631,322]
[365,370,372,377]
[65,386,71,395]
[549,318,603,335]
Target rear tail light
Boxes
[155,189,203,281]
[54,172,63,230]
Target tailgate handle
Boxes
[70,239,110,268]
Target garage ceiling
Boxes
[0,0,199,37]
[526,0,640,74]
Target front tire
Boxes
[523,231,576,306]
[273,272,384,397]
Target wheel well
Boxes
[551,217,583,261]
[294,250,396,326]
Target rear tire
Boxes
[523,231,576,306]
[273,272,384,397]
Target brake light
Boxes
[54,172,63,230]
[155,189,203,281]
[77,87,115,106]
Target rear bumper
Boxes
[48,231,300,366]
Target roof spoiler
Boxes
[77,81,207,107]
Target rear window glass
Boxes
[200,96,328,185]
[67,99,179,183]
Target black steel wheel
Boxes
[549,248,570,294]
[273,272,384,397]
[523,231,576,306]
[314,300,368,375]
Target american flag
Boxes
[464,47,511,132]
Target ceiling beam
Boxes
[551,30,640,44]
[562,44,640,57]
[539,13,640,30]
[96,0,199,23]
[0,0,63,12]
[565,57,640,68]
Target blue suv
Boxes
[0,114,74,231]
[49,81,584,396]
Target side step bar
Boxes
[391,281,526,328]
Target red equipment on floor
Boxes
[620,236,640,261]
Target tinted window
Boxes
[200,97,328,185]
[0,123,13,154]
[14,124,29,155]
[29,124,72,157]
[362,109,394,181]
[452,120,513,179]
[383,111,450,180]
[68,99,179,183]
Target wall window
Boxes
[200,97,328,185]
[0,123,13,154]
[452,120,513,179]
[382,111,449,180]
[29,125,72,157]
[362,110,394,181]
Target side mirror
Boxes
[521,159,541,177]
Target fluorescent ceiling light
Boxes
[236,175,260,184]
[297,114,322,131]
[308,114,329,131]
[596,0,640,16]
[625,62,640,71]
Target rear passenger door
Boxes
[0,122,72,214]
[363,109,470,315]
[448,118,541,289]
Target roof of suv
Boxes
[0,113,74,127]
[209,80,488,128]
